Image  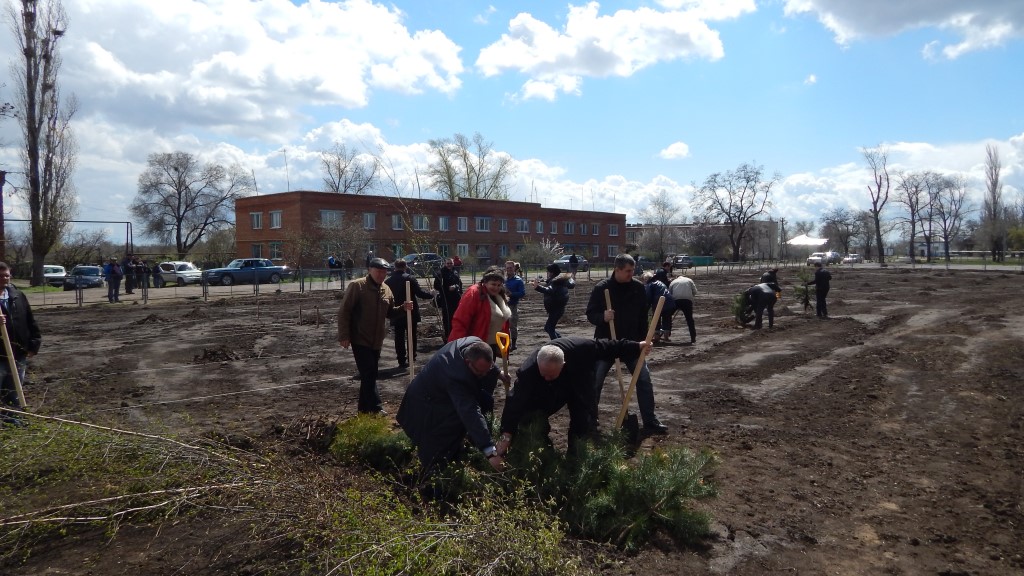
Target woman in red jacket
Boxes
[448,266,511,353]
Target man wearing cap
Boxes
[384,259,435,368]
[338,257,412,414]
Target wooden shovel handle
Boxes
[616,295,664,428]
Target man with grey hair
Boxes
[398,336,511,479]
[496,336,651,456]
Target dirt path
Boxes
[8,267,1024,575]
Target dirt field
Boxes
[5,265,1023,575]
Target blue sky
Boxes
[1,0,1022,241]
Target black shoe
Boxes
[398,361,409,368]
[643,420,668,434]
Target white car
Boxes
[43,265,67,287]
[842,254,864,264]
[807,251,841,265]
[154,261,203,287]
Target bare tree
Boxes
[863,146,891,265]
[9,0,79,285]
[49,228,108,269]
[895,171,927,262]
[982,144,1004,262]
[692,162,777,261]
[819,208,861,255]
[856,210,877,261]
[636,189,683,261]
[682,220,727,258]
[426,132,515,200]
[319,142,379,194]
[130,152,254,259]
[933,174,971,262]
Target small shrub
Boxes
[328,413,414,473]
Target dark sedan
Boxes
[63,265,105,291]
[203,258,292,286]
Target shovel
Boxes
[406,280,415,381]
[616,295,664,430]
[603,289,626,404]
[495,331,511,396]
[0,310,27,411]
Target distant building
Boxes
[235,191,627,267]
[625,219,780,261]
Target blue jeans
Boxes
[593,357,658,426]
[107,277,122,302]
[0,358,28,411]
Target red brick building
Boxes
[235,191,627,267]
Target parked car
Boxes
[806,251,842,266]
[842,254,864,264]
[203,259,292,286]
[43,265,67,287]
[671,255,693,270]
[552,254,590,273]
[402,252,444,277]
[63,265,105,291]
[634,256,656,273]
[154,261,203,287]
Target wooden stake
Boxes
[604,289,626,403]
[615,295,664,428]
[406,281,414,380]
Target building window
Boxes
[516,219,530,233]
[413,214,430,231]
[457,244,469,257]
[608,224,619,236]
[475,245,490,259]
[269,210,282,229]
[592,244,600,259]
[391,244,403,257]
[498,244,509,257]
[475,217,491,232]
[250,212,263,230]
[592,223,600,235]
[320,210,343,227]
[579,223,588,236]
[550,222,558,234]
[269,241,283,259]
[391,214,404,230]
[498,218,508,233]
[607,245,618,257]
[251,244,263,258]
[439,245,450,257]
[563,222,575,235]
[457,217,468,232]
[439,216,450,232]
[536,221,544,234]
[515,244,525,253]
[363,212,376,230]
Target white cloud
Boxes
[659,142,692,159]
[783,0,1024,58]
[474,5,498,25]
[476,1,750,100]
[803,73,817,84]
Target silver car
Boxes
[154,261,203,287]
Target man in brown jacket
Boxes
[338,257,411,414]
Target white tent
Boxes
[786,234,828,246]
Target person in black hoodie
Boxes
[433,258,463,340]
[806,262,832,318]
[533,263,575,339]
[384,259,435,367]
[0,262,41,425]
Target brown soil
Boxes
[4,266,1023,575]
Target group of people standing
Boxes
[102,255,150,303]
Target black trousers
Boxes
[351,344,383,413]
[815,287,830,317]
[674,299,696,342]
[392,321,418,365]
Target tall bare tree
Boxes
[692,162,777,262]
[130,152,254,259]
[636,189,683,261]
[319,142,379,194]
[895,171,927,262]
[863,146,891,265]
[682,219,727,258]
[982,143,1004,262]
[933,174,971,262]
[855,210,877,261]
[426,132,515,200]
[9,0,78,285]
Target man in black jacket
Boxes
[496,337,650,456]
[806,262,832,318]
[384,259,435,368]
[584,254,668,434]
[432,258,463,340]
[397,337,509,477]
[0,262,42,425]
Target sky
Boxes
[1,0,1023,242]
